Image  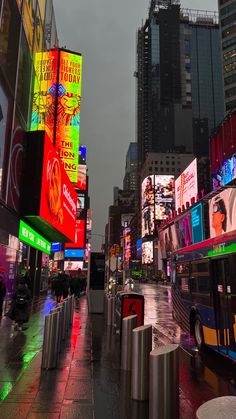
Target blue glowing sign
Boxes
[191,203,204,244]
[51,242,61,252]
[136,239,142,259]
[64,249,84,259]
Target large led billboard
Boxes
[141,175,174,237]
[64,261,83,271]
[65,219,86,249]
[124,227,131,263]
[175,159,198,210]
[30,50,59,142]
[56,50,82,183]
[21,131,77,242]
[208,188,236,238]
[142,241,153,264]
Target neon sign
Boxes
[19,220,51,254]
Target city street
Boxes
[0,286,236,418]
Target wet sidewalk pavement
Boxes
[1,285,236,418]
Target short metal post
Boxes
[41,312,60,369]
[149,344,179,419]
[121,315,138,371]
[107,296,113,326]
[50,307,62,352]
[66,297,71,327]
[196,396,236,419]
[131,324,152,401]
[70,295,74,325]
[58,302,66,340]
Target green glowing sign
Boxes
[19,220,51,254]
[208,242,236,257]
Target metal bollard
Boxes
[107,296,114,326]
[149,344,179,419]
[196,396,236,419]
[70,295,74,325]
[41,311,60,369]
[50,307,63,352]
[131,324,152,401]
[121,315,138,371]
[66,297,71,327]
[58,302,66,340]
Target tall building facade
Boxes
[136,1,224,166]
[219,0,236,113]
[123,142,138,191]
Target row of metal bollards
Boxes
[121,315,179,419]
[41,296,74,370]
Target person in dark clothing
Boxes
[61,271,69,299]
[0,275,6,318]
[7,279,31,331]
[51,273,63,304]
[73,269,83,299]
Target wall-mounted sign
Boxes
[65,219,86,249]
[64,249,84,258]
[56,50,82,183]
[175,159,198,210]
[19,220,51,254]
[51,242,61,252]
[142,241,153,264]
[21,131,77,242]
[208,188,236,238]
[191,203,204,244]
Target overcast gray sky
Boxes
[55,0,218,250]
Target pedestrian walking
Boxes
[61,271,69,299]
[51,272,63,304]
[73,268,83,299]
[0,274,6,318]
[7,278,31,331]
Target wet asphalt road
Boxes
[142,283,236,417]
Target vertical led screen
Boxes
[191,203,204,244]
[65,220,86,249]
[141,175,174,238]
[30,50,59,142]
[75,165,87,190]
[175,159,198,210]
[0,84,10,196]
[142,242,153,264]
[56,50,82,183]
[208,188,236,238]
[124,228,131,263]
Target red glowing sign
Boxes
[40,134,77,242]
[75,165,87,190]
[122,295,144,327]
[65,219,86,249]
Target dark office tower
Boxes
[187,11,224,156]
[219,0,236,113]
[136,1,224,166]
[123,143,138,191]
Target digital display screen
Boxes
[208,188,236,238]
[64,261,83,271]
[51,242,62,252]
[19,220,51,254]
[175,159,198,210]
[136,238,142,259]
[65,219,86,249]
[142,241,153,264]
[124,228,131,263]
[79,146,87,164]
[191,203,204,244]
[75,165,87,191]
[64,249,84,258]
[56,50,82,183]
[176,212,192,248]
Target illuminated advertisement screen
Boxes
[124,227,131,263]
[141,175,174,238]
[154,175,174,220]
[191,203,204,244]
[175,159,198,210]
[176,212,192,248]
[136,239,142,259]
[30,50,59,142]
[19,220,51,254]
[65,219,86,249]
[213,154,236,189]
[51,242,62,252]
[22,131,77,242]
[75,165,87,190]
[56,50,82,183]
[79,146,87,164]
[65,249,84,258]
[39,134,77,242]
[142,241,153,264]
[64,261,83,271]
[209,188,236,238]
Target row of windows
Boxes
[222,24,236,39]
[221,1,236,16]
[224,49,236,61]
[149,167,181,173]
[225,86,236,97]
[223,35,236,50]
[225,73,236,86]
[224,60,236,73]
[226,98,236,110]
[221,12,236,27]
[220,0,232,5]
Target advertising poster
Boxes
[175,159,198,210]
[30,50,59,142]
[40,134,77,242]
[75,165,87,190]
[154,175,175,220]
[0,84,9,196]
[124,227,131,263]
[64,261,83,271]
[7,120,24,211]
[56,50,82,183]
[122,297,144,327]
[176,212,192,248]
[209,188,236,238]
[141,176,155,237]
[65,219,86,249]
[142,241,153,264]
[191,203,204,244]
[213,154,236,189]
